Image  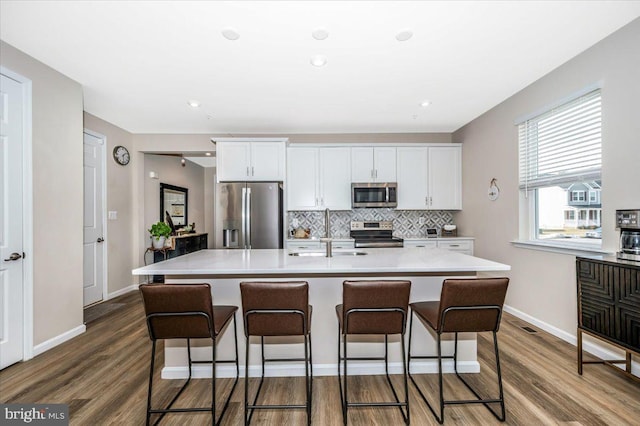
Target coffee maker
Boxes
[616,209,640,262]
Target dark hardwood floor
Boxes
[1,291,638,425]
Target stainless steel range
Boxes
[350,221,404,248]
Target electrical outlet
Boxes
[418,217,426,225]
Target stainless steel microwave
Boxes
[351,182,397,208]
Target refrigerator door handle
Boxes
[246,187,252,248]
[241,187,247,248]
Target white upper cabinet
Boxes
[216,139,285,181]
[396,147,429,209]
[287,146,351,210]
[319,147,351,209]
[287,147,319,210]
[396,145,462,210]
[351,147,396,182]
[428,146,461,210]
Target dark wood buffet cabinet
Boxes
[576,256,639,380]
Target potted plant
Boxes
[148,221,172,249]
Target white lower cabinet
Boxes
[437,239,473,254]
[286,239,355,250]
[403,240,438,249]
[330,240,355,249]
[404,238,474,255]
[287,240,321,250]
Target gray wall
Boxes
[1,41,84,345]
[452,19,640,345]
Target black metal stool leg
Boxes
[146,340,156,426]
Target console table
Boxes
[150,233,208,283]
[576,256,639,380]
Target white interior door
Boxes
[0,73,24,369]
[83,132,105,306]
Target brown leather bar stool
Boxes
[336,280,411,426]
[408,277,509,424]
[240,281,312,426]
[139,283,239,426]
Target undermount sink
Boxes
[289,251,368,257]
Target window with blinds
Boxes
[519,89,602,190]
[517,89,602,246]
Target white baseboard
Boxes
[32,324,86,357]
[503,305,576,344]
[107,284,139,300]
[161,360,480,380]
[504,304,639,375]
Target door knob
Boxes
[4,252,22,261]
[97,237,104,243]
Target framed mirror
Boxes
[160,183,188,231]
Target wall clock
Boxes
[488,178,500,201]
[113,145,130,165]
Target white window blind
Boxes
[519,89,601,190]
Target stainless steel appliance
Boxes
[350,221,403,248]
[616,209,640,262]
[215,182,283,249]
[351,182,397,208]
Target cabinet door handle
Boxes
[97,237,104,243]
[425,196,428,206]
[320,197,324,206]
[430,196,433,206]
[449,244,460,247]
[375,169,378,178]
[246,166,250,176]
[371,169,374,179]
[251,166,255,176]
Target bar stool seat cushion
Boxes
[141,283,238,339]
[411,278,509,333]
[213,305,239,335]
[335,279,411,335]
[408,301,439,330]
[240,281,311,336]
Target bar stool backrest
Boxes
[140,283,214,340]
[438,278,509,333]
[342,280,411,335]
[240,281,309,336]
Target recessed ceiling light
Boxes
[312,27,329,41]
[188,100,200,108]
[310,54,327,67]
[420,100,432,107]
[205,152,212,156]
[396,29,413,42]
[222,27,240,41]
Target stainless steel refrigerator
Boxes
[215,182,283,249]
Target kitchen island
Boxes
[132,247,510,379]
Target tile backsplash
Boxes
[288,209,454,238]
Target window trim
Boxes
[511,239,612,256]
[517,85,603,251]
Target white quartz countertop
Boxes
[132,247,510,277]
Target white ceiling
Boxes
[2,1,639,134]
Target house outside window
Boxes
[518,88,602,247]
[571,191,586,202]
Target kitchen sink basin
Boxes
[288,251,368,257]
